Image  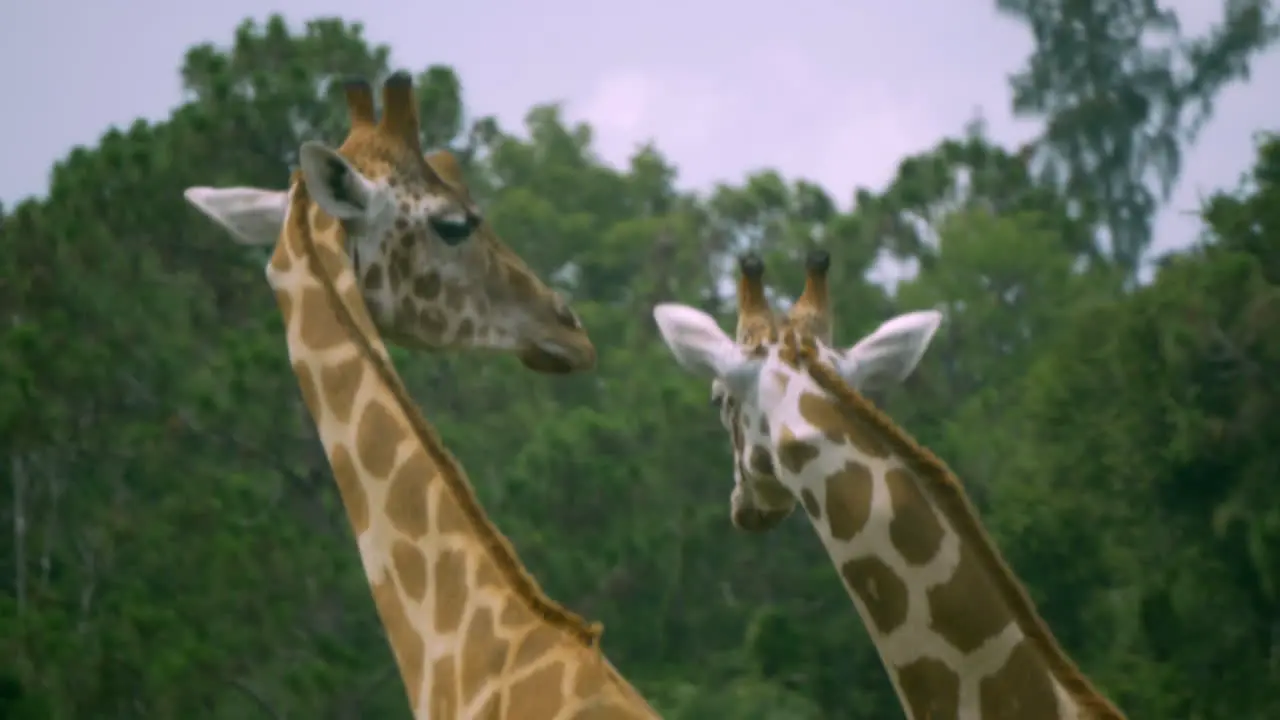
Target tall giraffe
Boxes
[652,252,1126,719]
[185,74,659,718]
[184,74,595,373]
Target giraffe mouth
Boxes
[731,505,792,533]
[518,340,595,374]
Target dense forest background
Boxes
[2,3,1279,718]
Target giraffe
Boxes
[188,74,659,718]
[183,73,595,374]
[652,251,1126,719]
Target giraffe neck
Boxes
[786,362,1126,720]
[263,179,658,720]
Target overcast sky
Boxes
[2,0,1276,270]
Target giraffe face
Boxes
[652,255,942,532]
[296,141,596,373]
[182,74,596,374]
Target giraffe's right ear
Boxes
[183,187,287,246]
[654,304,761,396]
[836,310,943,390]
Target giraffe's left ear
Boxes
[836,310,942,390]
[653,304,761,395]
[298,141,378,221]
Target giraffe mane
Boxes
[286,172,606,649]
[801,346,1127,720]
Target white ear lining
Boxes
[183,186,287,245]
[837,310,943,388]
[652,303,762,394]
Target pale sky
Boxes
[2,0,1276,270]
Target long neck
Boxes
[265,182,657,720]
[788,365,1126,720]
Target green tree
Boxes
[999,0,1279,273]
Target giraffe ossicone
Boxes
[653,251,1126,719]
[184,72,596,374]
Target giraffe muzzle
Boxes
[518,338,597,374]
[731,504,793,534]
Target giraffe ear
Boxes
[837,310,942,390]
[654,303,761,395]
[298,141,377,220]
[183,187,287,245]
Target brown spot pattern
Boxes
[500,598,537,628]
[573,659,607,696]
[978,640,1061,719]
[419,307,449,336]
[748,445,775,475]
[444,282,466,310]
[824,462,874,541]
[897,656,960,720]
[435,486,470,535]
[506,662,565,720]
[371,576,425,709]
[797,391,848,444]
[455,317,475,342]
[391,540,428,602]
[797,389,891,459]
[415,271,441,300]
[385,451,433,538]
[513,625,559,668]
[273,289,294,325]
[297,287,345,351]
[429,656,458,719]
[840,555,909,634]
[926,543,1013,653]
[460,607,509,703]
[292,361,322,418]
[328,444,369,534]
[778,427,821,474]
[476,558,502,588]
[800,487,822,520]
[432,548,469,633]
[393,256,412,286]
[363,264,383,290]
[269,244,292,272]
[312,241,347,279]
[885,467,946,566]
[319,355,364,423]
[507,269,535,298]
[356,400,405,477]
[312,208,336,233]
[344,289,380,339]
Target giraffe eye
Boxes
[428,212,480,246]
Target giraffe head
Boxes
[183,73,595,374]
[655,251,942,532]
